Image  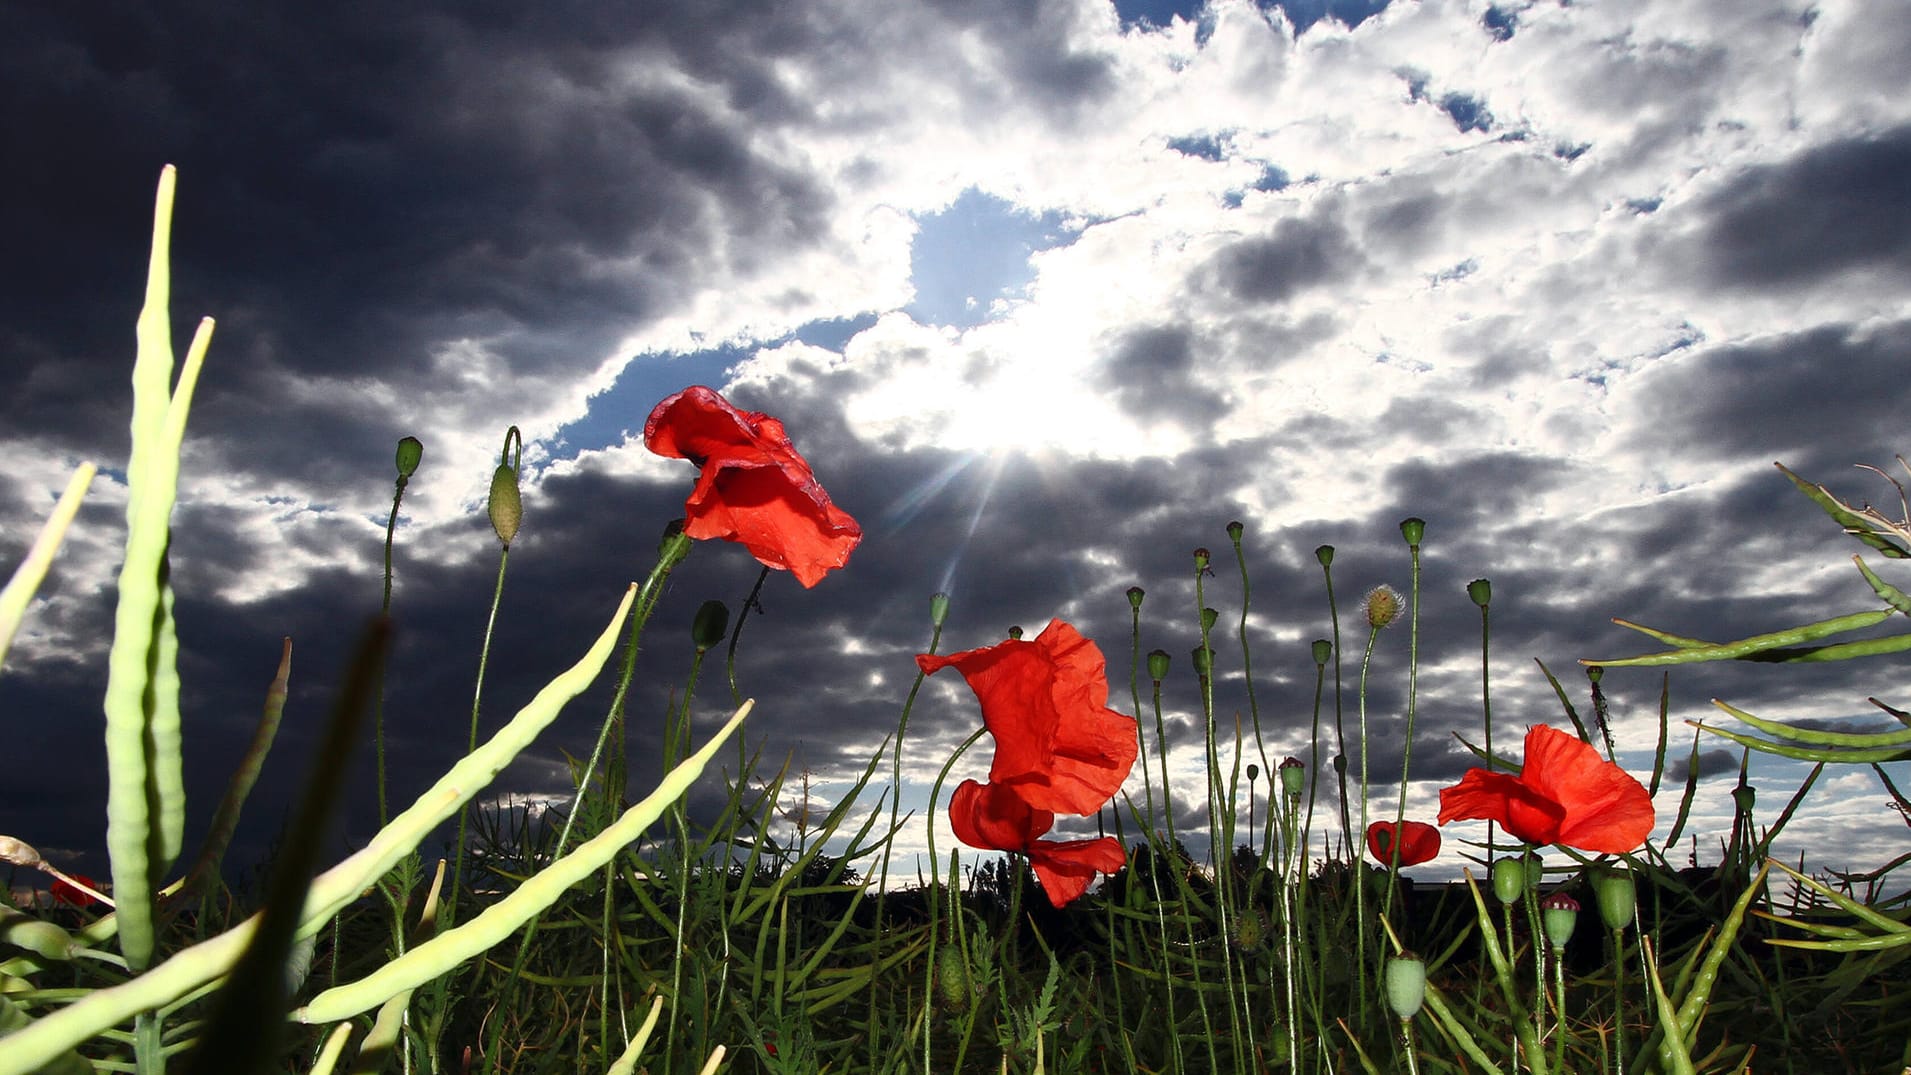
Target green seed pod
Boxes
[930,592,950,628]
[1311,639,1332,665]
[1332,753,1347,776]
[1399,517,1425,546]
[1190,645,1213,677]
[1315,544,1334,567]
[1492,856,1531,905]
[1591,865,1635,933]
[1731,783,1756,813]
[1125,586,1144,610]
[1246,763,1260,782]
[487,463,522,547]
[1384,953,1426,1020]
[1147,649,1171,683]
[395,436,424,478]
[1226,520,1245,542]
[1540,892,1580,951]
[1467,578,1491,607]
[691,600,729,653]
[0,906,79,962]
[1279,757,1305,798]
[1201,607,1219,631]
[1007,625,1024,640]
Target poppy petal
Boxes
[1025,836,1127,907]
[948,780,1054,851]
[1438,767,1567,846]
[1366,820,1441,866]
[1517,726,1655,853]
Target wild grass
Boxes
[1,168,1908,1074]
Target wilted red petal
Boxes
[948,781,1123,907]
[917,619,1138,815]
[1365,820,1442,866]
[644,386,862,588]
[1437,725,1654,854]
[1025,836,1127,907]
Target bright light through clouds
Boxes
[3,0,1908,886]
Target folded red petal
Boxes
[1026,836,1128,907]
[643,385,861,588]
[1365,820,1442,866]
[949,779,1055,850]
[1437,725,1654,854]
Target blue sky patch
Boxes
[906,189,1074,330]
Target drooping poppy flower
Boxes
[644,385,862,588]
[948,779,1128,907]
[916,619,1139,815]
[1366,820,1441,867]
[1438,724,1655,854]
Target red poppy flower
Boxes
[949,780,1127,907]
[50,873,104,907]
[1366,820,1441,867]
[1438,724,1655,853]
[916,619,1139,815]
[644,385,862,588]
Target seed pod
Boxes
[1540,892,1581,951]
[1125,586,1145,610]
[1399,517,1425,546]
[395,436,424,478]
[691,600,729,653]
[1467,578,1491,607]
[1592,865,1635,933]
[1312,639,1332,665]
[1315,544,1334,567]
[1492,855,1533,905]
[1147,649,1171,683]
[1279,757,1306,798]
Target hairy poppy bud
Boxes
[1315,544,1334,567]
[1126,586,1144,610]
[1492,855,1537,905]
[1399,517,1425,546]
[691,600,729,652]
[930,592,950,628]
[1311,639,1331,665]
[395,436,423,478]
[1592,866,1635,932]
[1279,757,1306,798]
[1540,892,1580,951]
[1467,578,1491,607]
[934,948,972,1011]
[1363,585,1404,629]
[1147,649,1171,683]
[487,463,521,547]
[1384,953,1426,1019]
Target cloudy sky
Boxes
[3,0,1908,898]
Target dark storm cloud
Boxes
[1203,216,1362,305]
[1696,124,1911,289]
[1630,319,1910,476]
[1104,324,1231,426]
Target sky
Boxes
[3,0,1908,900]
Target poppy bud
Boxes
[1399,517,1425,546]
[1332,753,1347,776]
[1247,763,1260,782]
[1467,578,1491,607]
[1540,892,1580,951]
[1126,586,1145,610]
[1311,639,1331,665]
[1007,625,1024,640]
[691,600,729,652]
[1384,953,1426,1020]
[487,463,522,547]
[1190,645,1212,677]
[1201,607,1219,631]
[395,436,423,478]
[930,592,950,628]
[935,948,973,1011]
[1491,855,1537,905]
[1147,649,1170,683]
[1363,585,1404,629]
[1279,757,1306,798]
[1226,520,1245,542]
[1315,544,1334,567]
[1591,866,1635,932]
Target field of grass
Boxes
[2,169,1908,1075]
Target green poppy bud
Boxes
[487,463,522,547]
[395,436,424,478]
[1467,578,1491,607]
[1226,520,1245,542]
[1591,866,1635,933]
[660,518,687,554]
[1007,625,1024,640]
[1315,544,1334,567]
[934,948,972,1011]
[1311,638,1332,665]
[1491,855,1534,905]
[1540,892,1580,951]
[1126,586,1144,610]
[1384,953,1426,1020]
[1399,517,1425,546]
[691,600,729,653]
[1147,649,1171,683]
[1363,585,1404,629]
[1191,645,1213,677]
[1201,607,1219,631]
[1279,757,1305,798]
[930,592,950,628]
